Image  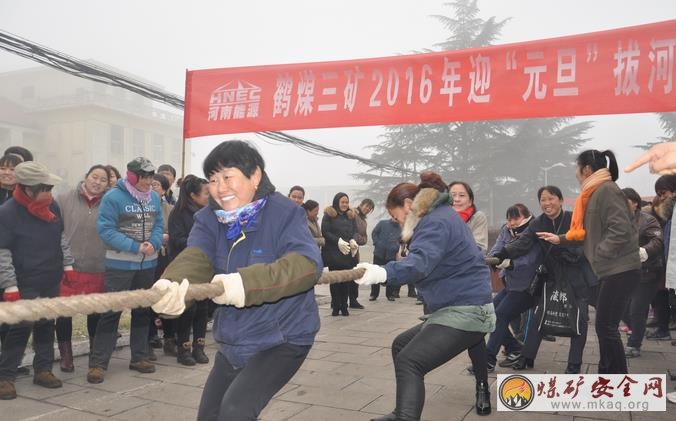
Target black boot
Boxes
[565,363,581,374]
[475,380,492,415]
[512,356,534,370]
[177,342,196,366]
[192,338,209,364]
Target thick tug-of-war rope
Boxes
[0,268,365,325]
[0,258,500,325]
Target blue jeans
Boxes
[89,268,155,369]
[486,289,535,359]
[197,343,310,421]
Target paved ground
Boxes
[5,283,676,420]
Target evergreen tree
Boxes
[354,0,591,224]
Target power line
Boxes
[0,29,413,175]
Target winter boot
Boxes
[475,380,491,415]
[177,341,196,366]
[58,341,74,373]
[192,338,209,364]
[163,337,177,357]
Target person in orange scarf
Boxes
[537,149,640,374]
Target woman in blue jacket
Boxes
[154,140,323,421]
[355,172,495,419]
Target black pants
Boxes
[390,323,486,421]
[0,283,60,380]
[653,288,671,333]
[176,299,209,344]
[328,263,350,311]
[370,283,397,299]
[348,281,360,305]
[197,343,310,421]
[595,270,639,374]
[627,278,660,349]
[56,314,100,343]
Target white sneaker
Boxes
[667,390,676,404]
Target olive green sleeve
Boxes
[238,252,319,306]
[161,247,215,284]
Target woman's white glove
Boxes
[354,262,387,285]
[639,247,648,263]
[210,273,246,307]
[349,239,359,257]
[151,279,189,316]
[337,237,351,255]
[495,259,512,270]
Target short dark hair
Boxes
[86,164,109,179]
[153,173,171,191]
[157,164,177,177]
[4,146,33,162]
[537,185,564,201]
[203,140,264,178]
[621,187,642,207]
[302,199,319,211]
[288,185,305,196]
[360,198,375,209]
[506,203,530,219]
[105,165,121,180]
[0,153,23,168]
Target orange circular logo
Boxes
[498,375,534,410]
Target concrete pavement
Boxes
[4,283,676,420]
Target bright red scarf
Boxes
[457,206,475,223]
[13,185,57,222]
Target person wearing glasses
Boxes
[0,161,74,399]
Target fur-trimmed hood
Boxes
[324,206,355,220]
[651,196,675,223]
[401,188,451,243]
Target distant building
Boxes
[0,63,182,191]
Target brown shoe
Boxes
[129,359,155,373]
[0,379,16,400]
[86,367,105,384]
[33,371,62,389]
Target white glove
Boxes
[354,262,388,285]
[337,237,350,255]
[349,239,359,257]
[496,259,512,270]
[151,279,189,316]
[639,247,648,263]
[211,273,246,307]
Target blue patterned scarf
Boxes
[214,197,267,240]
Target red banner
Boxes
[184,20,676,138]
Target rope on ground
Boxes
[0,268,366,325]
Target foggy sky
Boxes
[0,0,673,197]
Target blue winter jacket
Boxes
[383,191,492,313]
[97,179,164,271]
[372,219,401,263]
[188,191,322,368]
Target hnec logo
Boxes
[499,375,535,410]
[208,80,262,121]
